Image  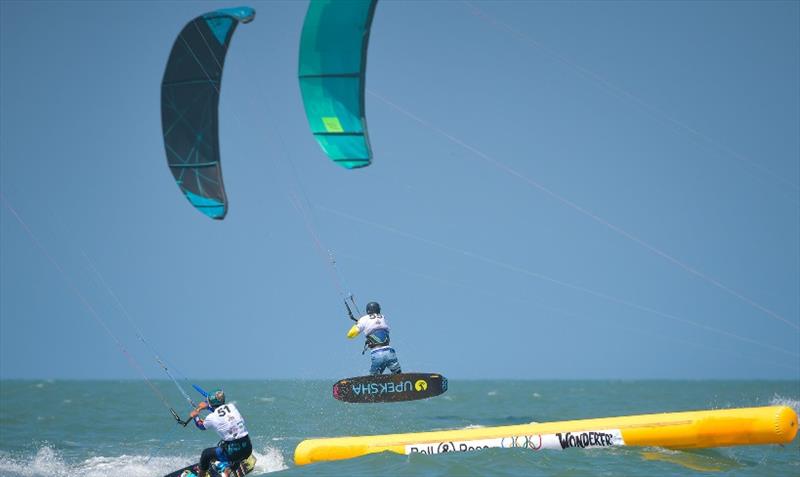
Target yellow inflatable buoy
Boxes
[295,406,798,466]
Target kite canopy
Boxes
[161,7,255,220]
[298,0,378,169]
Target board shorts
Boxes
[369,347,402,375]
[199,435,252,472]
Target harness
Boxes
[220,435,251,456]
[362,328,390,354]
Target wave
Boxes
[769,394,800,414]
[253,445,288,473]
[0,444,288,477]
[0,446,185,477]
[460,424,486,430]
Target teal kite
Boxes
[298,0,378,169]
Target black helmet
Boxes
[366,302,381,314]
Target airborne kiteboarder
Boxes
[346,301,403,375]
[334,299,447,404]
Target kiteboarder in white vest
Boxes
[347,301,403,375]
[186,389,252,477]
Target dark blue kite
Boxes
[161,7,255,220]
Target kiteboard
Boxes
[164,454,256,477]
[333,372,447,403]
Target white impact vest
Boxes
[203,402,249,441]
[357,313,391,350]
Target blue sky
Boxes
[1,1,798,380]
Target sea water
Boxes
[0,380,797,476]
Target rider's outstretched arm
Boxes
[189,401,208,430]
